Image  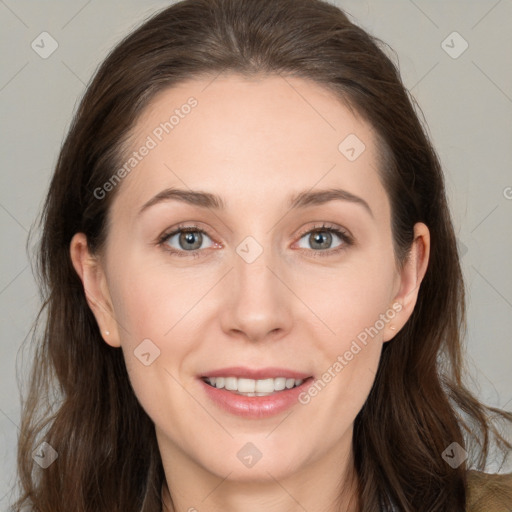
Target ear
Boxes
[383,222,430,342]
[69,233,121,348]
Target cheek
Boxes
[109,265,200,435]
[304,250,396,353]
[296,248,396,423]
[108,252,208,343]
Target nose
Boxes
[218,244,293,343]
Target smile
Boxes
[201,376,305,396]
[198,368,315,418]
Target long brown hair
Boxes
[12,0,511,510]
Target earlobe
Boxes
[384,222,430,342]
[69,233,121,348]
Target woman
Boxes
[12,0,512,510]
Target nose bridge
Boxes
[220,232,292,342]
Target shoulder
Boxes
[466,470,512,512]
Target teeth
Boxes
[204,376,305,395]
[224,377,237,391]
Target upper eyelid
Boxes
[297,223,350,238]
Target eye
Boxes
[158,224,216,258]
[295,224,353,256]
[157,222,353,259]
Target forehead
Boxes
[110,73,388,223]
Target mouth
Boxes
[199,372,315,418]
[200,375,309,397]
[198,366,315,418]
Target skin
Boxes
[70,73,430,512]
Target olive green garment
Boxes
[467,470,512,511]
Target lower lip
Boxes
[199,378,314,419]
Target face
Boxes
[72,73,429,492]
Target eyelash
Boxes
[157,222,354,259]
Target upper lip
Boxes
[199,366,312,380]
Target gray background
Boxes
[1,0,511,506]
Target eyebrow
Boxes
[138,187,373,218]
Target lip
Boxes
[198,370,315,419]
[199,366,312,380]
